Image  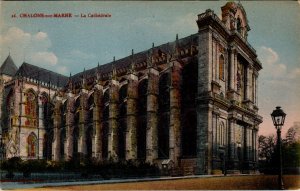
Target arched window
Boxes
[181,59,198,158]
[219,55,225,81]
[158,73,170,159]
[41,93,53,160]
[24,90,37,127]
[28,132,38,158]
[5,90,14,128]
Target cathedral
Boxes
[0,2,262,175]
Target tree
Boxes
[258,135,276,162]
[258,126,300,174]
[284,127,297,145]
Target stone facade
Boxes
[0,2,262,175]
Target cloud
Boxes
[258,46,300,136]
[30,52,57,66]
[258,46,287,79]
[69,50,96,60]
[0,27,62,72]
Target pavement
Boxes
[0,174,225,190]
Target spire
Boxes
[173,34,179,60]
[96,62,102,82]
[111,57,117,80]
[82,68,87,89]
[0,55,18,76]
[129,49,136,74]
[68,72,73,92]
[147,43,155,68]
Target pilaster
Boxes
[196,103,213,175]
[146,68,159,164]
[65,97,74,160]
[169,61,182,167]
[126,74,138,160]
[52,101,62,161]
[108,79,119,161]
[93,86,103,160]
[227,47,239,101]
[78,92,88,158]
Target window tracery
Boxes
[28,132,37,157]
[25,90,37,127]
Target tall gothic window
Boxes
[28,132,37,158]
[5,90,14,128]
[137,79,148,159]
[41,93,53,160]
[25,90,37,127]
[181,59,198,157]
[219,55,225,81]
[158,73,170,159]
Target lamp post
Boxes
[271,106,286,190]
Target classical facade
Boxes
[0,2,262,175]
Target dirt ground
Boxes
[13,175,300,190]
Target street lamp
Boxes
[271,106,286,190]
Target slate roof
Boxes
[71,33,198,83]
[0,55,18,76]
[15,62,69,87]
[4,33,198,88]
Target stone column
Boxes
[37,95,44,159]
[78,92,88,157]
[244,127,248,161]
[196,104,213,175]
[247,66,253,102]
[254,128,258,163]
[108,80,119,161]
[52,101,62,161]
[146,67,159,164]
[93,86,103,160]
[228,118,238,173]
[169,61,182,167]
[229,48,235,91]
[126,74,138,160]
[65,97,74,160]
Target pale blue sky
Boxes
[1,1,300,136]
